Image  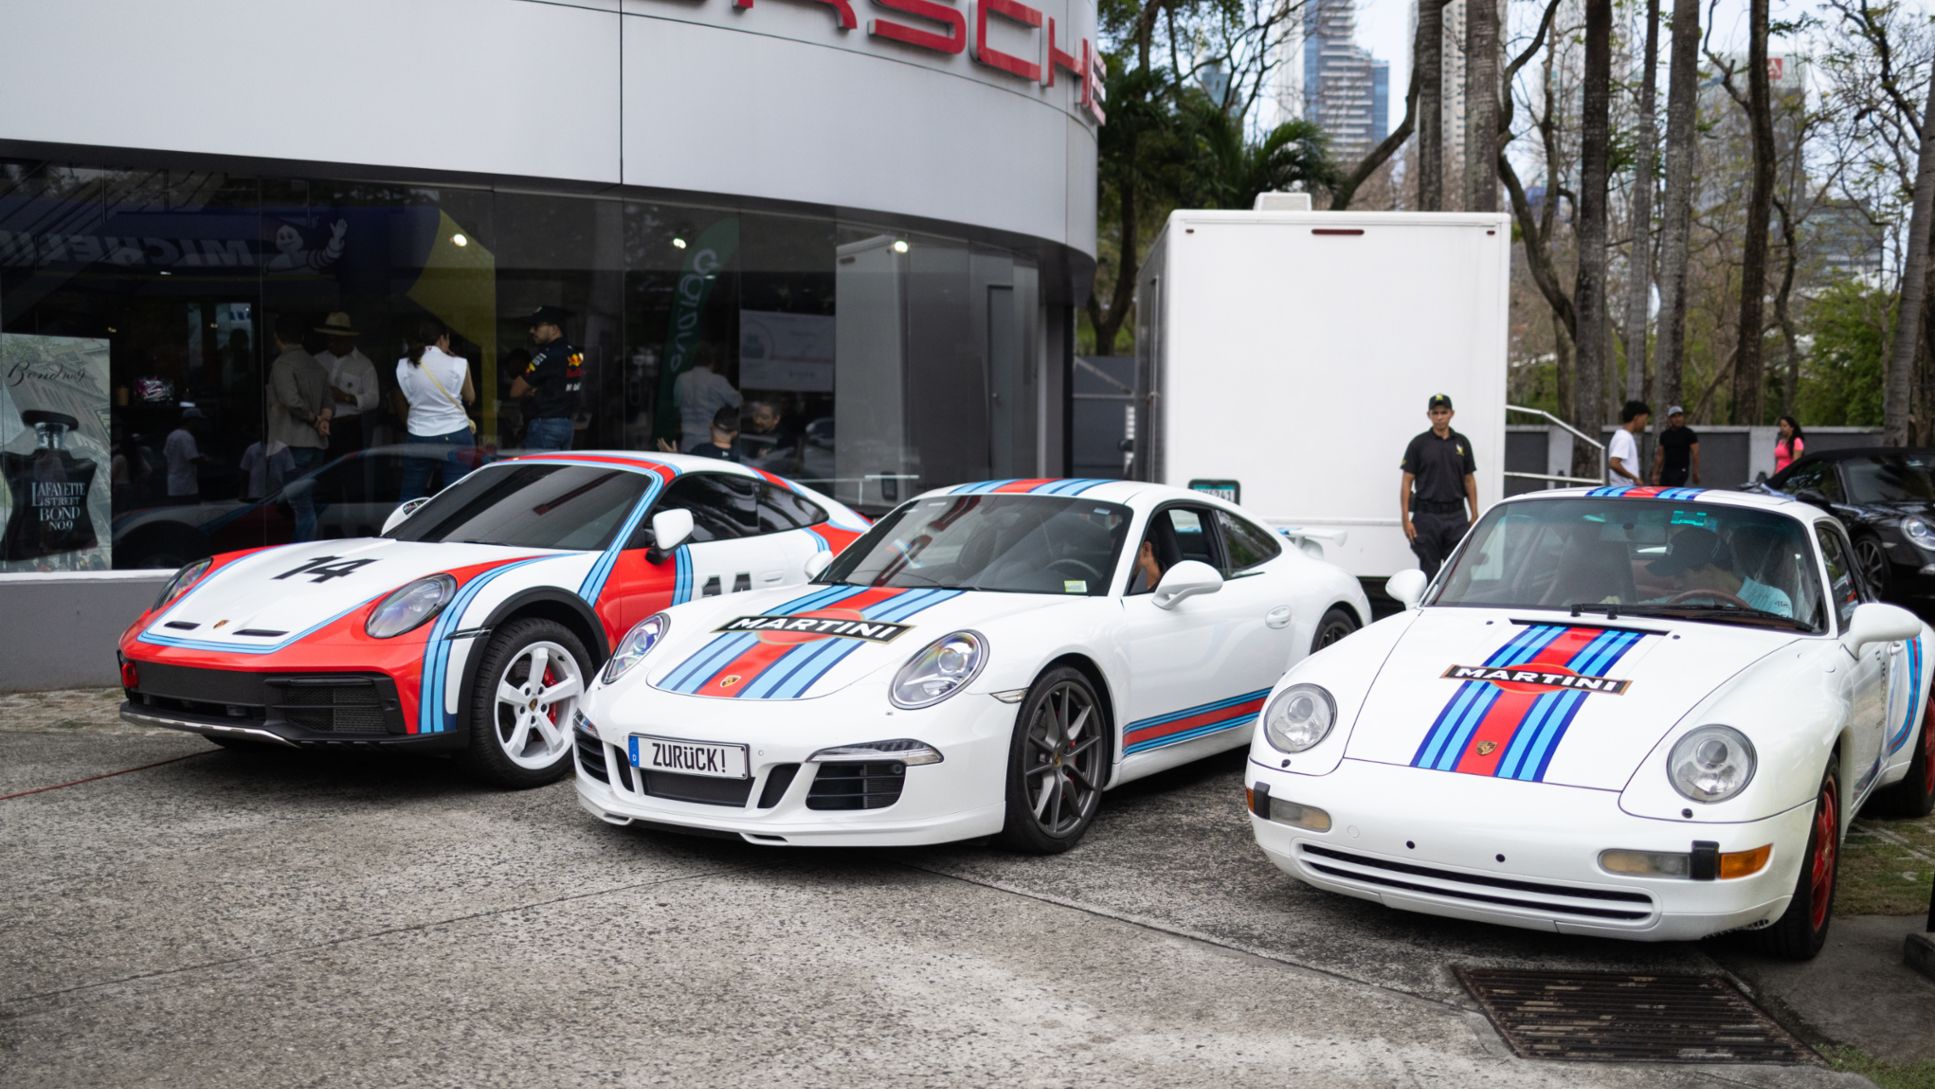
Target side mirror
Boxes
[649,508,695,557]
[1840,601,1922,654]
[804,552,833,580]
[1387,568,1429,610]
[382,497,430,535]
[1152,559,1223,610]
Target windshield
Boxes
[1843,455,1935,504]
[1427,497,1827,632]
[822,494,1132,595]
[386,464,651,550]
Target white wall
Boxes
[0,0,1097,257]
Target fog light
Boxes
[1599,849,1692,877]
[1719,844,1772,879]
[120,659,139,689]
[1253,795,1330,832]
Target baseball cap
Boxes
[1667,405,1685,417]
[1647,528,1731,577]
[527,305,571,326]
[1428,393,1454,410]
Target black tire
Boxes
[1875,701,1935,819]
[456,617,593,789]
[997,666,1110,854]
[1853,536,1891,598]
[1745,759,1841,960]
[1311,606,1360,654]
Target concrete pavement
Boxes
[0,708,1904,1088]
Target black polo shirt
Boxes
[1402,429,1477,504]
[524,339,585,420]
[1658,425,1698,484]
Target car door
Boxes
[597,473,772,634]
[1820,523,1888,801]
[1114,504,1286,778]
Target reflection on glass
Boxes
[826,494,1131,596]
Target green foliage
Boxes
[1798,281,1891,426]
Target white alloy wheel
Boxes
[492,639,585,770]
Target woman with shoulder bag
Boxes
[396,317,477,500]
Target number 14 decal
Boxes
[274,556,378,583]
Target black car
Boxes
[1757,447,1935,597]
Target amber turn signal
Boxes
[1718,844,1773,879]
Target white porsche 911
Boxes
[1245,485,1935,958]
[575,478,1370,851]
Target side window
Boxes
[1169,507,1218,566]
[1817,527,1863,629]
[755,483,828,533]
[1777,462,1820,495]
[1128,506,1222,594]
[1216,511,1282,574]
[1818,466,1846,503]
[632,474,757,547]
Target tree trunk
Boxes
[1572,0,1613,478]
[1622,0,1659,404]
[1730,0,1775,425]
[1463,0,1500,211]
[1651,0,1699,419]
[1417,0,1445,210]
[1773,195,1802,416]
[1885,65,1935,444]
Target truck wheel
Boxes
[457,618,591,789]
[1875,701,1935,819]
[1745,760,1840,961]
[998,666,1109,854]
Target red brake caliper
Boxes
[1810,782,1836,931]
[543,666,560,723]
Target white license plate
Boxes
[628,735,749,780]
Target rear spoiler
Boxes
[1275,526,1348,559]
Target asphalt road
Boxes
[0,723,1890,1089]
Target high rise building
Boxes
[1295,0,1386,161]
[1371,60,1391,147]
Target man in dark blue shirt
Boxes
[1400,393,1479,579]
[511,305,583,451]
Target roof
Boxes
[913,477,1243,510]
[1782,446,1935,464]
[1501,484,1812,516]
[502,450,759,477]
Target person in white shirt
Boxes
[313,312,380,460]
[239,436,294,501]
[395,317,476,500]
[1607,400,1650,486]
[673,346,742,452]
[163,406,211,502]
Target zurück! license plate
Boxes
[628,735,749,780]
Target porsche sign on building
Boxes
[0,0,1100,687]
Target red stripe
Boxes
[1620,486,1666,498]
[994,478,1055,493]
[1451,627,1603,775]
[514,453,677,482]
[1126,697,1266,745]
[693,587,907,697]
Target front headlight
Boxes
[890,631,986,709]
[365,575,456,638]
[603,613,670,684]
[1905,516,1935,548]
[1262,683,1337,753]
[152,558,212,612]
[1667,725,1757,803]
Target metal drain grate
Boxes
[1456,967,1814,1064]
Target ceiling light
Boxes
[672,237,688,250]
[451,233,468,247]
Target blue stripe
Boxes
[753,588,963,700]
[663,633,761,693]
[1412,624,1557,766]
[670,545,693,605]
[1123,711,1261,754]
[418,556,562,734]
[1890,636,1923,754]
[656,584,863,692]
[577,475,668,606]
[1125,688,1273,731]
[1495,629,1632,779]
[1515,630,1646,780]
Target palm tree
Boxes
[1177,96,1335,209]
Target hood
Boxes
[146,539,550,646]
[1344,608,1798,790]
[646,583,1048,701]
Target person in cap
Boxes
[1399,394,1479,580]
[1646,526,1792,618]
[1608,400,1650,485]
[685,404,743,461]
[511,305,583,451]
[313,312,380,460]
[1651,404,1700,487]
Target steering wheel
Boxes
[1666,588,1755,610]
[1048,557,1106,585]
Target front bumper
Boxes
[119,659,445,749]
[1247,757,1814,942]
[572,684,1015,847]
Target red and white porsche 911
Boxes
[116,452,864,786]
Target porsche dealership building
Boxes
[0,0,1101,687]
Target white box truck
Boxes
[1132,209,1513,582]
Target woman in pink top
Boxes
[1774,416,1805,473]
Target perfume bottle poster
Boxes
[0,334,112,572]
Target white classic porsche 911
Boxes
[1246,485,1935,959]
[575,478,1370,851]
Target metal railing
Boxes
[1502,404,1606,487]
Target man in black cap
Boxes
[685,404,743,461]
[511,305,583,451]
[1651,404,1700,487]
[1399,393,1479,579]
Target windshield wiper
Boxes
[1567,601,1626,619]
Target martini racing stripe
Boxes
[1497,629,1646,782]
[1889,634,1925,754]
[670,545,693,605]
[576,470,674,607]
[656,584,864,692]
[680,586,900,698]
[417,555,565,734]
[734,587,963,701]
[1585,485,1707,500]
[1123,688,1272,755]
[1412,624,1568,769]
[949,478,1111,496]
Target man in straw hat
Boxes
[314,311,379,460]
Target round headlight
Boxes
[1262,683,1337,753]
[152,558,212,612]
[1667,725,1757,803]
[890,631,986,709]
[365,575,456,639]
[603,612,670,685]
[1905,516,1935,548]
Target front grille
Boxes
[640,771,754,806]
[276,681,392,735]
[806,761,906,811]
[126,665,405,739]
[1298,844,1656,923]
[758,764,800,808]
[576,732,609,783]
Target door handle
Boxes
[1265,606,1293,629]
